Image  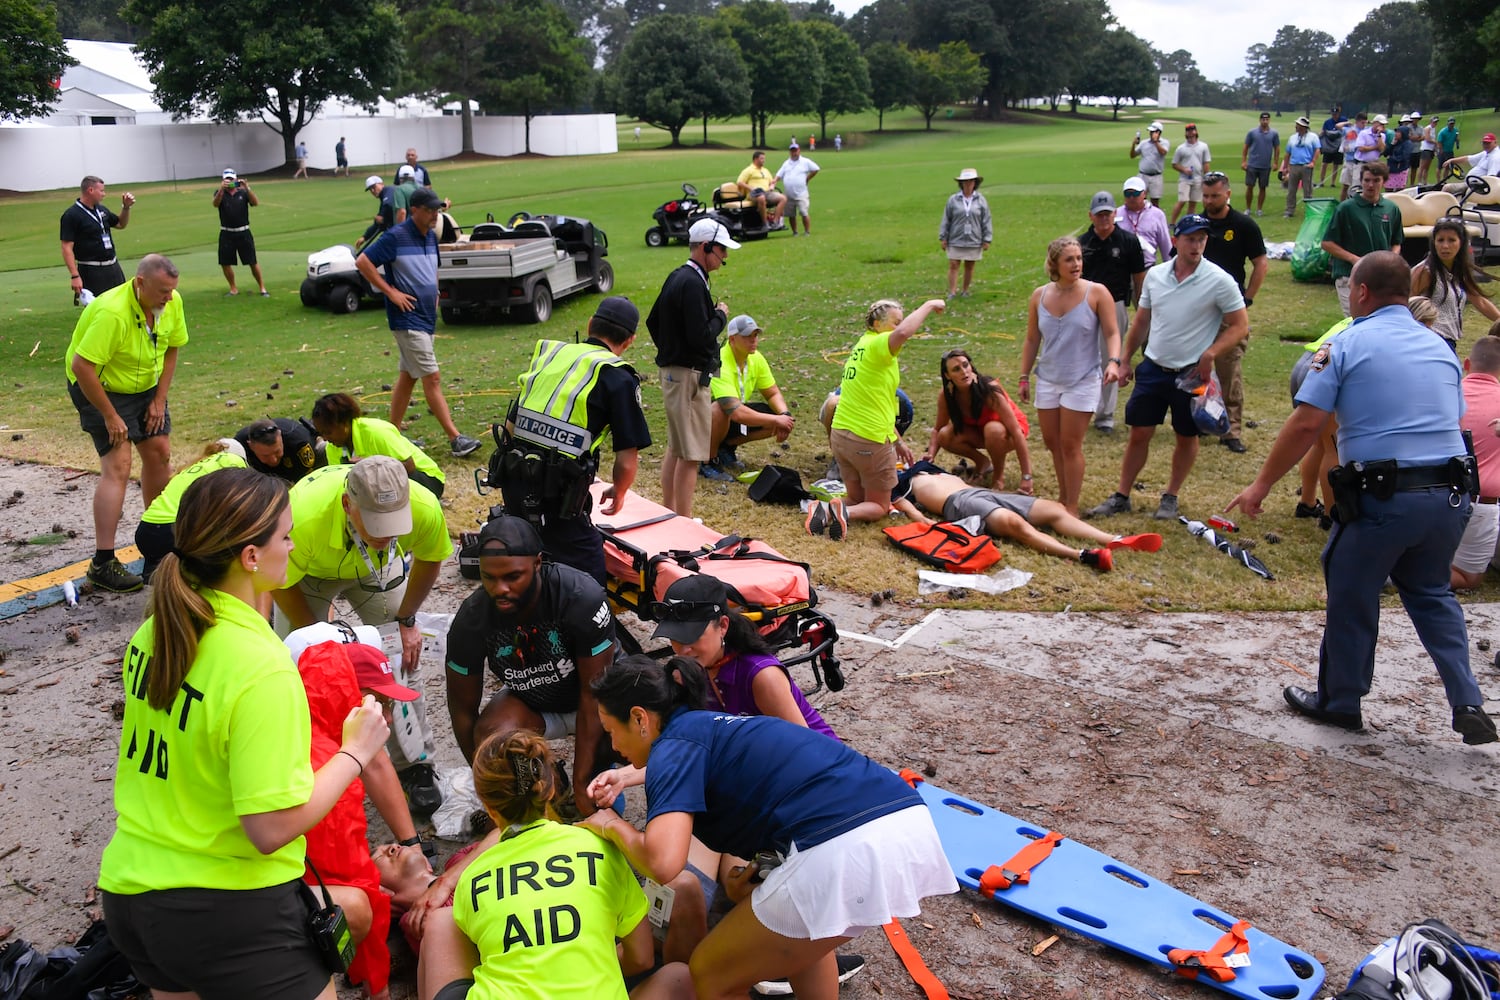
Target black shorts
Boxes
[102,880,331,1000]
[69,380,171,456]
[1244,166,1272,189]
[134,520,174,580]
[435,980,474,1000]
[1420,149,1435,163]
[1323,151,1344,166]
[219,229,258,266]
[77,259,125,296]
[535,513,607,586]
[1124,358,1200,437]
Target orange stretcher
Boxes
[588,482,843,692]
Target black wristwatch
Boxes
[1243,296,1254,307]
[399,835,422,847]
[396,614,417,628]
[1107,356,1123,365]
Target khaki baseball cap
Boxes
[345,456,412,537]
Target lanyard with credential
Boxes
[347,514,400,586]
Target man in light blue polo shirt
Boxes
[1087,214,1247,521]
[1227,252,1494,746]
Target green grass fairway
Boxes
[5,105,1500,610]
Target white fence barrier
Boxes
[0,113,618,192]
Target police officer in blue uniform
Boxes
[1228,251,1496,745]
[484,296,651,584]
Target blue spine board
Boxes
[908,775,1325,1000]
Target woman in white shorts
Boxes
[1020,237,1121,515]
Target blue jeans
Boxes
[1318,487,1483,714]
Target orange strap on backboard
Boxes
[977,831,1064,895]
[883,918,949,1000]
[1167,919,1252,983]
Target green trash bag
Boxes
[1291,197,1338,282]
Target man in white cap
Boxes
[1129,121,1170,206]
[273,456,455,813]
[356,175,398,251]
[646,216,738,515]
[706,313,795,473]
[1116,176,1173,264]
[392,164,419,225]
[1354,114,1387,166]
[212,168,268,296]
[776,140,821,235]
[1280,117,1321,219]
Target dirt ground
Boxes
[2,458,1498,1000]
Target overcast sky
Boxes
[828,0,1394,91]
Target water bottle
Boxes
[1207,515,1238,532]
[62,580,78,606]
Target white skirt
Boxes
[750,805,958,940]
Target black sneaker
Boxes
[1086,492,1132,518]
[1294,501,1325,519]
[717,447,747,472]
[399,762,443,814]
[1453,705,1498,745]
[752,954,865,995]
[450,434,482,458]
[87,557,144,593]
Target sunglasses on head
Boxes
[1203,171,1229,183]
[650,600,723,622]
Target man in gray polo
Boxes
[1087,215,1248,522]
[1240,111,1280,217]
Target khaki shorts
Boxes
[1141,173,1164,199]
[786,192,810,215]
[1177,177,1203,203]
[393,327,440,378]
[661,366,713,462]
[830,428,897,507]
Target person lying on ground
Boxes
[890,461,1162,573]
[415,730,693,1000]
[925,348,1032,490]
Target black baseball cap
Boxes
[477,515,543,557]
[650,576,731,643]
[407,188,443,211]
[593,295,639,334]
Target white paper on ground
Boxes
[918,567,1032,595]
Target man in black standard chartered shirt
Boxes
[1200,172,1268,454]
[646,217,738,516]
[443,517,617,817]
[1080,191,1147,433]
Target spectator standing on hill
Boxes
[939,168,992,299]
[1354,114,1386,168]
[1281,116,1321,218]
[212,169,268,297]
[1130,121,1170,206]
[1227,252,1496,747]
[65,254,186,594]
[61,175,134,299]
[1385,114,1416,189]
[1240,111,1280,216]
[1116,176,1173,264]
[647,217,735,516]
[1200,172,1267,454]
[1086,215,1247,522]
[293,140,309,179]
[356,188,482,458]
[335,136,349,177]
[776,141,821,236]
[1437,117,1461,170]
[1171,123,1212,222]
[1078,191,1145,435]
[1416,115,1439,185]
[1318,104,1345,189]
[1322,161,1402,316]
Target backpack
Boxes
[747,465,813,505]
[882,521,1002,573]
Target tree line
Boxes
[6,0,1496,163]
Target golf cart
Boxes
[299,245,382,314]
[707,180,782,241]
[646,183,709,247]
[437,213,612,325]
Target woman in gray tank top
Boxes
[1020,237,1122,515]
